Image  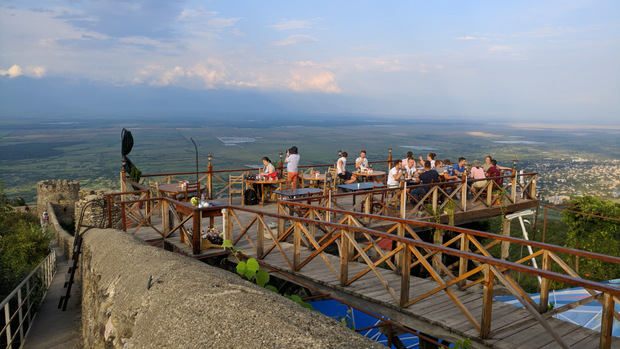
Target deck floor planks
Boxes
[514,320,590,349]
[132,196,611,349]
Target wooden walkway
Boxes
[125,193,619,348]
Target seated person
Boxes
[404,156,417,176]
[337,152,358,184]
[402,151,413,168]
[470,160,487,189]
[441,159,459,181]
[419,152,437,168]
[483,155,493,171]
[411,161,440,203]
[355,150,369,170]
[253,157,276,196]
[453,157,468,177]
[486,159,503,187]
[387,161,404,187]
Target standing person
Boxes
[286,146,300,189]
[337,152,358,184]
[355,150,369,170]
[387,161,404,187]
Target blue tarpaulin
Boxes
[494,279,620,336]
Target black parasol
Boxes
[121,128,134,174]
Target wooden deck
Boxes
[125,193,618,348]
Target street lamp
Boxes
[513,156,518,171]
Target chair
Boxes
[181,182,201,202]
[325,167,339,192]
[229,175,244,206]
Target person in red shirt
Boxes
[486,159,503,187]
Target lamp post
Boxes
[191,138,199,197]
[513,156,518,171]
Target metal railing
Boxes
[1,250,56,349]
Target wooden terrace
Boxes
[102,161,619,348]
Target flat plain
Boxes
[1,115,619,203]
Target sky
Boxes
[1,0,619,124]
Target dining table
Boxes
[158,183,206,201]
[300,172,326,188]
[244,177,286,206]
[353,170,386,183]
[337,182,385,208]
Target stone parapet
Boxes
[37,179,80,227]
[47,202,75,260]
[80,228,382,348]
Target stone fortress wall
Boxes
[37,179,379,348]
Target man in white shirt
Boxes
[337,152,358,184]
[387,161,404,187]
[355,150,369,170]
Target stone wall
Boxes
[80,228,382,349]
[37,180,80,227]
[46,202,75,259]
[74,189,121,232]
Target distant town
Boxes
[524,158,620,204]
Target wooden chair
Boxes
[181,182,201,202]
[325,167,339,192]
[229,175,244,206]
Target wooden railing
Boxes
[1,250,56,349]
[111,175,617,348]
[222,203,619,348]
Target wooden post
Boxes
[106,196,112,228]
[396,222,405,276]
[340,229,349,286]
[293,222,301,269]
[433,228,444,274]
[257,215,264,258]
[388,147,392,170]
[192,208,200,255]
[308,209,316,245]
[481,265,494,338]
[486,182,493,207]
[501,219,511,260]
[278,151,284,178]
[461,175,467,211]
[364,193,371,225]
[400,181,406,219]
[539,251,551,312]
[511,169,517,202]
[400,242,410,307]
[458,233,468,289]
[600,293,614,349]
[277,202,285,239]
[121,202,127,232]
[223,209,231,241]
[207,154,213,199]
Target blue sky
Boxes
[1,0,619,123]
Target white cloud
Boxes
[455,36,488,41]
[270,19,314,31]
[489,45,511,52]
[0,65,23,78]
[271,35,318,47]
[0,65,46,78]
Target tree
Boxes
[0,184,51,299]
[561,196,620,281]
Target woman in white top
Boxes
[419,152,437,168]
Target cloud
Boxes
[0,65,46,78]
[271,35,318,46]
[489,45,511,52]
[0,65,23,78]
[455,36,488,41]
[270,19,314,31]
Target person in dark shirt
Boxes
[411,161,439,203]
[486,159,503,187]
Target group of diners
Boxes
[388,152,510,203]
[252,147,509,200]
